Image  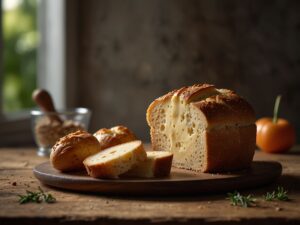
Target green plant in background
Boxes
[3,0,38,112]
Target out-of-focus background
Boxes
[2,0,37,112]
[0,0,299,146]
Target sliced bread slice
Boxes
[83,140,146,178]
[123,151,173,178]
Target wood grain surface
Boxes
[0,148,300,225]
[33,161,282,195]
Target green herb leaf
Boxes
[264,186,289,201]
[227,191,255,208]
[44,193,56,203]
[18,187,56,204]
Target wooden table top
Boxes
[0,148,299,225]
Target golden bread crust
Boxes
[94,125,137,150]
[50,130,101,172]
[180,84,215,102]
[153,153,173,177]
[204,124,256,172]
[192,90,255,128]
[147,84,255,128]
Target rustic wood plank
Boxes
[0,148,299,225]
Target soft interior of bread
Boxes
[85,141,140,165]
[126,155,155,177]
[149,91,220,171]
[146,151,172,159]
[124,151,172,177]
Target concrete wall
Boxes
[74,0,300,141]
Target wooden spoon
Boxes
[32,89,63,124]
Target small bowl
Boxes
[31,108,91,156]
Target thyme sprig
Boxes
[227,191,256,208]
[18,186,56,204]
[264,186,289,201]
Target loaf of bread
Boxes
[146,84,256,173]
[123,151,173,178]
[83,140,147,178]
[94,125,137,150]
[50,130,101,172]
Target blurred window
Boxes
[2,0,38,113]
[0,0,66,146]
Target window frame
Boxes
[38,0,66,110]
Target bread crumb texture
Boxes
[147,84,256,173]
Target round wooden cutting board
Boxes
[33,161,282,195]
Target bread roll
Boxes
[50,130,101,172]
[146,84,256,173]
[123,151,173,178]
[94,125,136,150]
[83,140,146,178]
